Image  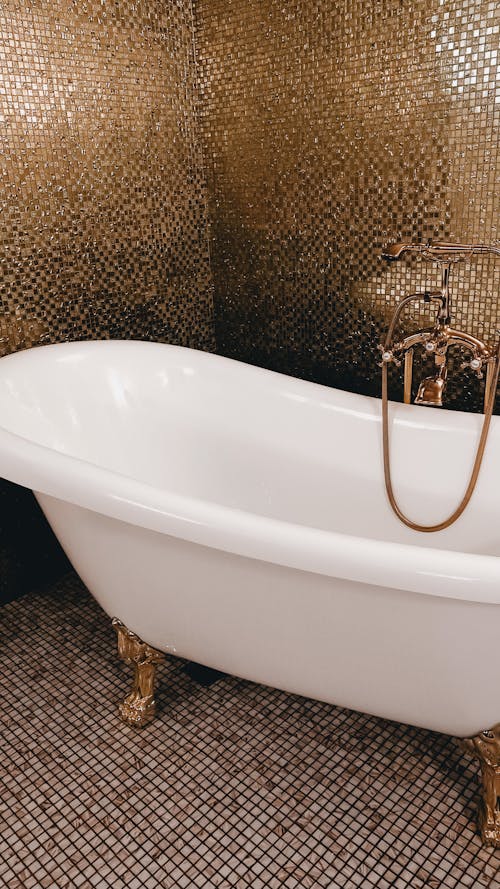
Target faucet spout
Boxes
[414,365,447,407]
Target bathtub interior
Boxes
[0,341,498,555]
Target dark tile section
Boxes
[1,573,499,888]
[195,0,500,411]
[0,481,70,606]
[184,660,227,687]
[0,0,216,598]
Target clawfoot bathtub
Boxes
[1,341,500,842]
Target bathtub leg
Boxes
[112,619,165,728]
[462,725,500,846]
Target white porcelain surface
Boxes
[0,340,499,736]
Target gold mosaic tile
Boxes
[0,1,215,599]
[0,1,215,355]
[1,572,500,888]
[195,0,499,411]
[1,1,499,597]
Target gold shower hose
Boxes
[381,340,500,533]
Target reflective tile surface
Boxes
[196,0,500,412]
[0,1,214,356]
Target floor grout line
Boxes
[0,573,498,889]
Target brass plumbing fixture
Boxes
[379,240,500,533]
[382,241,500,262]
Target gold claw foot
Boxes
[112,619,165,728]
[462,725,500,847]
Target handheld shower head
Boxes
[381,243,409,261]
[381,240,500,263]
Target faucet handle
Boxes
[377,344,401,368]
[461,355,485,379]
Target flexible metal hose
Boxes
[381,340,500,533]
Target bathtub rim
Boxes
[0,342,499,605]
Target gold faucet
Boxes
[378,251,496,411]
[379,240,500,533]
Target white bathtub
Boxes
[0,340,499,737]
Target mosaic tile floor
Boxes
[1,573,500,889]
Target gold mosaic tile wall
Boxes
[0,0,214,354]
[195,0,499,408]
[0,0,215,600]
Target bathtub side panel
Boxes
[37,494,500,738]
